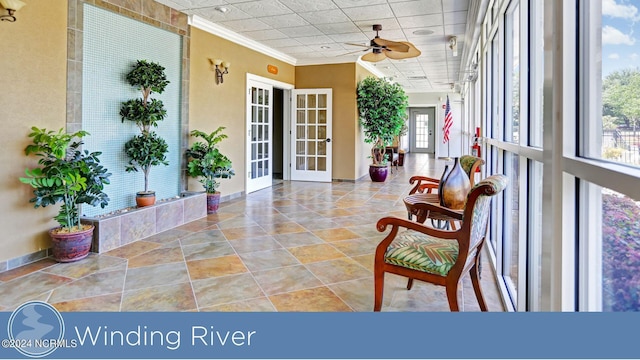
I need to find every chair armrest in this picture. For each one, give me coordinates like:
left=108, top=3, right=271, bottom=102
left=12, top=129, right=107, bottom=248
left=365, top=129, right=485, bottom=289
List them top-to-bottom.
left=409, top=175, right=440, bottom=195
left=409, top=202, right=463, bottom=221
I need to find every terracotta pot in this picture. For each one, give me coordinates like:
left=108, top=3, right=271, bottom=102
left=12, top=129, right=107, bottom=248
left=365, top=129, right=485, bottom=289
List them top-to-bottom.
left=439, top=157, right=470, bottom=210
left=369, top=165, right=388, bottom=182
left=136, top=191, right=156, bottom=207
left=207, top=192, right=221, bottom=214
left=49, top=225, right=94, bottom=262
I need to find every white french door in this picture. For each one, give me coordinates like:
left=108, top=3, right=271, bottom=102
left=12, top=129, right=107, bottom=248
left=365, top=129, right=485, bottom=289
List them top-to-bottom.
left=246, top=80, right=273, bottom=193
left=290, top=89, right=332, bottom=182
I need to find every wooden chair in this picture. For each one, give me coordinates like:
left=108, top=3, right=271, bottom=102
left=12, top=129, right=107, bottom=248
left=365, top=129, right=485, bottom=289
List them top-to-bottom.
left=404, top=155, right=484, bottom=228
left=374, top=174, right=508, bottom=312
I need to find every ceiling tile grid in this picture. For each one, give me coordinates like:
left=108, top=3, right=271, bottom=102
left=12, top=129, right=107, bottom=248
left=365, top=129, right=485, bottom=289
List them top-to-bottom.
left=155, top=0, right=472, bottom=91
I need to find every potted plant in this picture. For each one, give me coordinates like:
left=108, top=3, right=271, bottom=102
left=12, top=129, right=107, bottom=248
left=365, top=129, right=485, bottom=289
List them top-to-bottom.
left=120, top=59, right=170, bottom=207
left=357, top=76, right=409, bottom=182
left=19, top=127, right=111, bottom=262
left=186, top=127, right=235, bottom=214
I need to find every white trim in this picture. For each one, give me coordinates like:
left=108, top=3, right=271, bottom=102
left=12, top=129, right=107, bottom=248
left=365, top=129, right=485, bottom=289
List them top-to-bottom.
left=189, top=15, right=297, bottom=66
left=356, top=58, right=385, bottom=78
left=246, top=73, right=294, bottom=90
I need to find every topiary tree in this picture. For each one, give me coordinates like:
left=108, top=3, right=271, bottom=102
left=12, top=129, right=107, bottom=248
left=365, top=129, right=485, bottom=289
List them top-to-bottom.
left=119, top=60, right=170, bottom=201
left=357, top=76, right=408, bottom=165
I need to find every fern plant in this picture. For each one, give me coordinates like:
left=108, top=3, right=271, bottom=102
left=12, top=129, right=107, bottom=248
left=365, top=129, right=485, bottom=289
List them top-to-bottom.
left=186, top=127, right=235, bottom=193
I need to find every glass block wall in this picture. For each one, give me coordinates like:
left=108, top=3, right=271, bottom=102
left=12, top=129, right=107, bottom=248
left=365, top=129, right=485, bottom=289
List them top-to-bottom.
left=82, top=4, right=182, bottom=216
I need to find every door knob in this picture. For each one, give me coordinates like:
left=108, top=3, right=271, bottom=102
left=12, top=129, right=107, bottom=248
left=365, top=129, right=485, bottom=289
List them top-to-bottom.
left=325, top=138, right=331, bottom=143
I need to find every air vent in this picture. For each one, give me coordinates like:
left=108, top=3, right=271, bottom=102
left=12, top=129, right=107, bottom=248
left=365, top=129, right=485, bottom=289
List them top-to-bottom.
left=408, top=76, right=428, bottom=80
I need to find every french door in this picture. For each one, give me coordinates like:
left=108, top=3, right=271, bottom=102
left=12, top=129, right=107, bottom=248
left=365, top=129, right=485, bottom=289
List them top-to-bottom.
left=246, top=80, right=273, bottom=193
left=290, top=89, right=332, bottom=182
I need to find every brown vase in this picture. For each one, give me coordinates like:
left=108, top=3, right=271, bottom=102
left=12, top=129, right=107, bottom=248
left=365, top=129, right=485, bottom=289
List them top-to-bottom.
left=439, top=157, right=470, bottom=210
left=136, top=191, right=156, bottom=207
left=49, top=225, right=94, bottom=262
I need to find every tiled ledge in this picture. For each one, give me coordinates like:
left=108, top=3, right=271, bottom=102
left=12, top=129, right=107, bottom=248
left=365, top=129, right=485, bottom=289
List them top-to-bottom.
left=82, top=192, right=207, bottom=253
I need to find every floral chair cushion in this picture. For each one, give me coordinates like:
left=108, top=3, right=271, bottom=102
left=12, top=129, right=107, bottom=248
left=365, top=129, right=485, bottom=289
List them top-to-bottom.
left=384, top=230, right=459, bottom=276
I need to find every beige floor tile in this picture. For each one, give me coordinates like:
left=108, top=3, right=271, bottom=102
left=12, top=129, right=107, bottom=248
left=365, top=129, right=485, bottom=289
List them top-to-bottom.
left=288, top=244, right=345, bottom=264
left=187, top=255, right=248, bottom=280
left=269, top=287, right=353, bottom=312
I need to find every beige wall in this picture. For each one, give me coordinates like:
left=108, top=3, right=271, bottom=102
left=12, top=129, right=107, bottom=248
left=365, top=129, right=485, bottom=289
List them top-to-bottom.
left=0, top=0, right=68, bottom=262
left=189, top=28, right=295, bottom=196
left=296, top=63, right=359, bottom=180
left=355, top=64, right=378, bottom=179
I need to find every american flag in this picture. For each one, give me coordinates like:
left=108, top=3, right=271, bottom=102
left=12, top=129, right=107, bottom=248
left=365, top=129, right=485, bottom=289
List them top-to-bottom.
left=443, top=95, right=453, bottom=143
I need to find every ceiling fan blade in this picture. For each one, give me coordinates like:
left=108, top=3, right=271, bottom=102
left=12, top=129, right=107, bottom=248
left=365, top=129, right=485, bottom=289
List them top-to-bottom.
left=373, top=38, right=410, bottom=52
left=345, top=42, right=373, bottom=48
left=384, top=42, right=421, bottom=59
left=338, top=49, right=369, bottom=56
left=361, top=51, right=387, bottom=62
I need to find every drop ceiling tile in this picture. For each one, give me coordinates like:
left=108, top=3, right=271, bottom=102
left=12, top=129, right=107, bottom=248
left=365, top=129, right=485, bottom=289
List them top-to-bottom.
left=168, top=0, right=227, bottom=10
left=225, top=0, right=262, bottom=3
left=233, top=0, right=293, bottom=16
left=277, top=0, right=337, bottom=12
left=332, top=0, right=387, bottom=8
left=389, top=0, right=443, bottom=17
left=443, top=0, right=470, bottom=12
left=342, top=4, right=394, bottom=21
left=195, top=5, right=252, bottom=21
left=298, top=9, right=351, bottom=25
left=443, top=11, right=467, bottom=25
left=259, top=13, right=309, bottom=28
left=397, top=14, right=443, bottom=28
left=217, top=17, right=271, bottom=32
left=355, top=18, right=401, bottom=32
left=314, top=22, right=362, bottom=34
left=444, top=23, right=467, bottom=35
left=278, top=25, right=324, bottom=37
left=405, top=26, right=445, bottom=39
left=240, top=28, right=289, bottom=41
left=329, top=32, right=371, bottom=43
left=292, top=35, right=335, bottom=45
left=261, top=38, right=303, bottom=47
left=278, top=45, right=316, bottom=54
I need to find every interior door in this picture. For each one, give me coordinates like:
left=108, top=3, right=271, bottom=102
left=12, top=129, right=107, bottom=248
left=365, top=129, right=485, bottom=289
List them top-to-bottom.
left=246, top=80, right=273, bottom=193
left=290, top=89, right=332, bottom=182
left=410, top=107, right=436, bottom=153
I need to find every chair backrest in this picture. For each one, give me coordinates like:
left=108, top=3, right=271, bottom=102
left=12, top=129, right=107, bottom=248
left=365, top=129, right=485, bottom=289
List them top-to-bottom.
left=459, top=155, right=485, bottom=184
left=459, top=174, right=508, bottom=267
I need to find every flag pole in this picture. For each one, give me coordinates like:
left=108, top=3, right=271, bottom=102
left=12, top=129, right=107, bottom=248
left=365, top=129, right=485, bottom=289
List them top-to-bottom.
left=438, top=94, right=452, bottom=161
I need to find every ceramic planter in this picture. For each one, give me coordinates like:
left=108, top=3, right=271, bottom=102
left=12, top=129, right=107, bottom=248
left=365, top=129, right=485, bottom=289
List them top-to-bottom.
left=369, top=165, right=388, bottom=182
left=136, top=191, right=156, bottom=207
left=49, top=225, right=94, bottom=262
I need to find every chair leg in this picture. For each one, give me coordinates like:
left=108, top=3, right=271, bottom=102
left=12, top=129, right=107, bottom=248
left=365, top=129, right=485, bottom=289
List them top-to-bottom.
left=470, top=265, right=488, bottom=311
left=374, top=269, right=385, bottom=311
left=406, top=278, right=413, bottom=290
left=445, top=283, right=460, bottom=311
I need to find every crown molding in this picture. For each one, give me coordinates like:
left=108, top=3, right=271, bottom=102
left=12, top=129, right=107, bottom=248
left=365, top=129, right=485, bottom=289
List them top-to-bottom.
left=188, top=15, right=297, bottom=66
left=355, top=58, right=385, bottom=78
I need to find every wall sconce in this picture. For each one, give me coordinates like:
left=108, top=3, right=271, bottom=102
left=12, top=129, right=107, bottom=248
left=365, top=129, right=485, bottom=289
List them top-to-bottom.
left=0, top=0, right=26, bottom=22
left=448, top=36, right=458, bottom=57
left=209, top=58, right=230, bottom=85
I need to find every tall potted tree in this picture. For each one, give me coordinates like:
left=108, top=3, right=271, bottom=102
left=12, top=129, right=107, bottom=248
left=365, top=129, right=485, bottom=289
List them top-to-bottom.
left=120, top=59, right=170, bottom=207
left=357, top=76, right=409, bottom=182
left=20, top=127, right=111, bottom=262
left=186, top=127, right=235, bottom=213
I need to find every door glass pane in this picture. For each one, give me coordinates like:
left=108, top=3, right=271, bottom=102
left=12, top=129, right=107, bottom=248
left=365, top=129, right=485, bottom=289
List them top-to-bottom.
left=252, top=87, right=257, bottom=103
left=258, top=89, right=263, bottom=105
left=265, top=90, right=269, bottom=106
left=297, top=94, right=305, bottom=108
left=308, top=94, right=316, bottom=108
left=318, top=94, right=327, bottom=108
left=258, top=107, right=263, bottom=123
left=297, top=110, right=305, bottom=124
left=308, top=110, right=316, bottom=124
left=318, top=110, right=327, bottom=124
left=415, top=114, right=429, bottom=148
left=264, top=124, right=269, bottom=141
left=252, top=125, right=257, bottom=141
left=257, top=125, right=263, bottom=141
left=308, top=125, right=316, bottom=139
left=318, top=125, right=326, bottom=139
left=297, top=126, right=305, bottom=139
left=296, top=141, right=305, bottom=155
left=308, top=141, right=316, bottom=155
left=318, top=141, right=326, bottom=155
left=251, top=143, right=256, bottom=159
left=258, top=143, right=263, bottom=159
left=296, top=156, right=305, bottom=170
left=307, top=157, right=316, bottom=170
left=317, top=157, right=326, bottom=171
left=265, top=160, right=269, bottom=176
left=251, top=162, right=257, bottom=179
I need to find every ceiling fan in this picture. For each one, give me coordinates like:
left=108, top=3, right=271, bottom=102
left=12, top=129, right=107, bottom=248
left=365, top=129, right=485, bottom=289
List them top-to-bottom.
left=344, top=24, right=421, bottom=62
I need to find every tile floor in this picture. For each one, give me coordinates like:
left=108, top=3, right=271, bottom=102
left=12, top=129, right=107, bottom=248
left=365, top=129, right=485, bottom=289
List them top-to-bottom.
left=0, top=153, right=505, bottom=312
